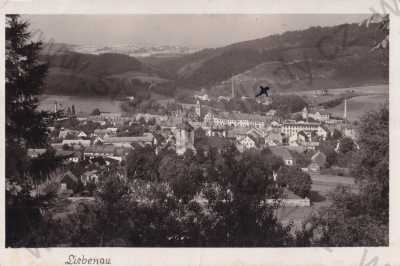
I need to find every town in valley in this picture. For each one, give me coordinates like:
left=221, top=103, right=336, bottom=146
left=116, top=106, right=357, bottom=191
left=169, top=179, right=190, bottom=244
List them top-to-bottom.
left=6, top=14, right=389, bottom=247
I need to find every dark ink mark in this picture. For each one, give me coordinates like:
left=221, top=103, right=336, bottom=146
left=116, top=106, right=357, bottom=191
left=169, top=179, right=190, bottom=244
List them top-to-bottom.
left=255, top=86, right=270, bottom=97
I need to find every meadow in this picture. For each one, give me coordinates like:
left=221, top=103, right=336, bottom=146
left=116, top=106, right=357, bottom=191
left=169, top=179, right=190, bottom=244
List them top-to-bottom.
left=326, top=94, right=388, bottom=121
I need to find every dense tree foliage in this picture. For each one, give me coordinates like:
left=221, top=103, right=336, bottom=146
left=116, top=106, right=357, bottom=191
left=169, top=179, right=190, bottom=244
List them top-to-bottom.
left=6, top=15, right=61, bottom=247
left=6, top=15, right=55, bottom=179
left=269, top=95, right=308, bottom=115
left=300, top=106, right=389, bottom=246
left=352, top=106, right=389, bottom=222
left=91, top=108, right=101, bottom=116
left=318, top=139, right=338, bottom=168
left=126, top=146, right=159, bottom=182
left=290, top=150, right=312, bottom=168
left=277, top=166, right=312, bottom=198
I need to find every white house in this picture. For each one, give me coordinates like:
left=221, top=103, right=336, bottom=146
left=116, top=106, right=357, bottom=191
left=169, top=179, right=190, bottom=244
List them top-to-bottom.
left=194, top=94, right=210, bottom=101
left=204, top=112, right=266, bottom=129
left=317, top=126, right=329, bottom=140
left=78, top=131, right=87, bottom=138
left=238, top=135, right=257, bottom=150
left=61, top=139, right=91, bottom=147
left=27, top=148, right=47, bottom=158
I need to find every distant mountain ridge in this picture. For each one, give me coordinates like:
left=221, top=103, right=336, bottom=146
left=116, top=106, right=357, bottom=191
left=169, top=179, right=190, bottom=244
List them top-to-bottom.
left=40, top=22, right=388, bottom=98
left=42, top=43, right=200, bottom=57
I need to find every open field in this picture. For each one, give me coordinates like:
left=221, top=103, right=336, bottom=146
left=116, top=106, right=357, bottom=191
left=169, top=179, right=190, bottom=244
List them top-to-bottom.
left=281, top=84, right=388, bottom=96
left=283, top=84, right=388, bottom=121
left=283, top=84, right=388, bottom=105
left=326, top=94, right=388, bottom=121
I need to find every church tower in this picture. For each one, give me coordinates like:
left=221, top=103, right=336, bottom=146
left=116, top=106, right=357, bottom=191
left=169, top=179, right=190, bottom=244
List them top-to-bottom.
left=231, top=76, right=235, bottom=99
left=195, top=100, right=201, bottom=118
left=302, top=107, right=309, bottom=120
left=175, top=119, right=195, bottom=155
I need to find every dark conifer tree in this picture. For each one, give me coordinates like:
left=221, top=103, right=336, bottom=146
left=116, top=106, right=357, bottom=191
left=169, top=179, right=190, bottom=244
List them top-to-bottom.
left=6, top=15, right=54, bottom=179
left=6, top=15, right=59, bottom=247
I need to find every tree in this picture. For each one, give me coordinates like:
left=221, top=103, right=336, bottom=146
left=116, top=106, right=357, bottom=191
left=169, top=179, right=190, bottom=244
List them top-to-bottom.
left=6, top=15, right=54, bottom=179
left=6, top=15, right=58, bottom=247
left=270, top=95, right=308, bottom=115
left=71, top=104, right=76, bottom=115
left=353, top=106, right=388, bottom=222
left=302, top=107, right=389, bottom=246
left=91, top=108, right=101, bottom=116
left=138, top=116, right=146, bottom=124
left=147, top=117, right=156, bottom=126
left=193, top=127, right=208, bottom=150
left=332, top=129, right=342, bottom=140
left=65, top=131, right=77, bottom=140
left=338, top=137, right=355, bottom=154
left=319, top=140, right=337, bottom=168
left=126, top=146, right=159, bottom=182
left=29, top=148, right=63, bottom=182
left=201, top=148, right=293, bottom=246
left=290, top=150, right=311, bottom=168
left=158, top=152, right=202, bottom=202
left=277, top=166, right=312, bottom=198
left=305, top=186, right=388, bottom=246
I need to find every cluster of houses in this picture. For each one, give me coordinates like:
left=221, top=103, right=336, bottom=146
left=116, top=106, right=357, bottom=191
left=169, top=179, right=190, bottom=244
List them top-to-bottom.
left=29, top=96, right=358, bottom=209
left=204, top=111, right=267, bottom=129
left=201, top=115, right=331, bottom=153
left=49, top=126, right=157, bottom=162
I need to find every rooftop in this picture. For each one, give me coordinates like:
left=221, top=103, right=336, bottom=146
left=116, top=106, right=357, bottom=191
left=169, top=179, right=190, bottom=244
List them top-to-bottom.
left=283, top=121, right=321, bottom=126
left=103, top=133, right=154, bottom=143
left=269, top=146, right=293, bottom=161
left=27, top=148, right=47, bottom=157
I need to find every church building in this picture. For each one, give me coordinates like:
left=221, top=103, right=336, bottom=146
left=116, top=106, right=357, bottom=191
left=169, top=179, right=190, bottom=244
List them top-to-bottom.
left=175, top=119, right=196, bottom=155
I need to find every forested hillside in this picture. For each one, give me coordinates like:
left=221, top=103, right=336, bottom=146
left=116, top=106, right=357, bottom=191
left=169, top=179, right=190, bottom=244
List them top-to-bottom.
left=41, top=22, right=388, bottom=98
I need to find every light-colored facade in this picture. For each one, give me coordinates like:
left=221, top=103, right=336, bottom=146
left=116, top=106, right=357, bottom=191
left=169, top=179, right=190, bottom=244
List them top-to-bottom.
left=302, top=107, right=330, bottom=122
left=204, top=112, right=266, bottom=129
left=175, top=121, right=195, bottom=155
left=281, top=122, right=328, bottom=140
left=103, top=134, right=155, bottom=148
left=238, top=135, right=257, bottom=150
left=61, top=139, right=91, bottom=147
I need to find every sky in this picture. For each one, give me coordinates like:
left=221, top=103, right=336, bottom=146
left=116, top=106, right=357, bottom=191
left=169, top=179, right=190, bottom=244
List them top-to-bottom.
left=25, top=14, right=369, bottom=48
